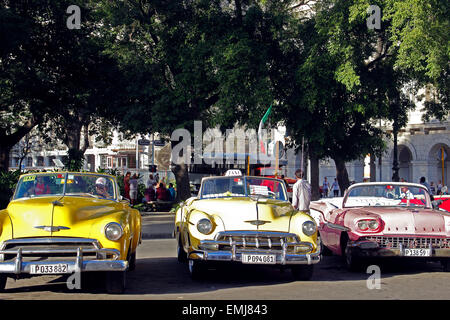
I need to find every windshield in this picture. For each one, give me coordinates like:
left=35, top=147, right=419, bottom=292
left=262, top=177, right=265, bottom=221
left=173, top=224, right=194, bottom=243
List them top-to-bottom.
left=14, top=173, right=117, bottom=200
left=200, top=176, right=287, bottom=201
left=344, top=184, right=431, bottom=208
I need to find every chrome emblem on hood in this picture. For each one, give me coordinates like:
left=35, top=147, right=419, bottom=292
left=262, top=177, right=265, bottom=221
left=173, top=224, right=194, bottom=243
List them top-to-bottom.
left=244, top=220, right=271, bottom=226
left=34, top=226, right=71, bottom=232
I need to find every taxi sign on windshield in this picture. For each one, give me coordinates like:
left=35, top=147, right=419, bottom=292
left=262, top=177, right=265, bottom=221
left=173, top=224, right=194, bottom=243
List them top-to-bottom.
left=225, top=169, right=242, bottom=176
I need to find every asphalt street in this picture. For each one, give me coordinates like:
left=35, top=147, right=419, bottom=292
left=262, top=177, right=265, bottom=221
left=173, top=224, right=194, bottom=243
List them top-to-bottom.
left=0, top=213, right=449, bottom=300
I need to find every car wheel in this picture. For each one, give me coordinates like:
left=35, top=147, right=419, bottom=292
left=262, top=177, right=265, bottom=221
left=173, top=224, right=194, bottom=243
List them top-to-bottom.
left=318, top=235, right=332, bottom=256
left=177, top=238, right=187, bottom=263
left=344, top=246, right=364, bottom=272
left=128, top=251, right=137, bottom=272
left=188, top=259, right=206, bottom=280
left=442, top=259, right=450, bottom=272
left=291, top=265, right=314, bottom=281
left=105, top=271, right=126, bottom=294
left=0, top=275, right=6, bottom=291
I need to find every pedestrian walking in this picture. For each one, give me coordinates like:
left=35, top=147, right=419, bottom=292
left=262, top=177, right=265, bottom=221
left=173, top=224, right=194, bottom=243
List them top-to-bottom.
left=292, top=169, right=311, bottom=212
left=123, top=171, right=131, bottom=200
left=129, top=173, right=139, bottom=206
left=322, top=177, right=330, bottom=198
left=419, top=177, right=431, bottom=193
left=331, top=178, right=340, bottom=197
left=437, top=180, right=443, bottom=195
left=430, top=181, right=436, bottom=195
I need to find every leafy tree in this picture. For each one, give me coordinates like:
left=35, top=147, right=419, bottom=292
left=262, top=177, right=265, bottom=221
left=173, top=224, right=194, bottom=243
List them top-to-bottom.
left=1, top=0, right=125, bottom=172
left=97, top=0, right=298, bottom=200
left=273, top=0, right=447, bottom=197
left=0, top=1, right=52, bottom=171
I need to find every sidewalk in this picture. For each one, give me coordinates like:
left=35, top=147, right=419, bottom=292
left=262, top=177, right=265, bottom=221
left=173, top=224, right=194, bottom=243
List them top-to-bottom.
left=140, top=212, right=175, bottom=240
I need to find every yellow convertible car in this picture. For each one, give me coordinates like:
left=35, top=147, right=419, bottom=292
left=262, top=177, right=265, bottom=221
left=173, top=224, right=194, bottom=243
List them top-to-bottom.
left=175, top=171, right=321, bottom=280
left=0, top=172, right=141, bottom=293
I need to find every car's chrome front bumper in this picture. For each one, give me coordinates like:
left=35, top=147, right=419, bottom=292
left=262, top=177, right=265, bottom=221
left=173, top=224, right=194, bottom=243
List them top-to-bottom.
left=189, top=231, right=321, bottom=265
left=0, top=238, right=128, bottom=274
left=349, top=240, right=450, bottom=258
left=188, top=250, right=321, bottom=265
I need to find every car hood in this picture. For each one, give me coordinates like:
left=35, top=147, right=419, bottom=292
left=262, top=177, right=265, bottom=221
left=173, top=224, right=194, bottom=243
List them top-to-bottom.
left=7, top=196, right=123, bottom=239
left=190, top=197, right=294, bottom=232
left=344, top=206, right=450, bottom=237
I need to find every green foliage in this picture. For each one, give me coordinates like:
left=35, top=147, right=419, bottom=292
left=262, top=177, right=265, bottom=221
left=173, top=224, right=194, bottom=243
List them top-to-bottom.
left=0, top=170, right=21, bottom=209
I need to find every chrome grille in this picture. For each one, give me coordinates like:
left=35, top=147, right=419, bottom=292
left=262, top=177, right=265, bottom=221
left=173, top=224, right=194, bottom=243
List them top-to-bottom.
left=215, top=231, right=304, bottom=253
left=363, top=236, right=450, bottom=249
left=0, top=238, right=100, bottom=262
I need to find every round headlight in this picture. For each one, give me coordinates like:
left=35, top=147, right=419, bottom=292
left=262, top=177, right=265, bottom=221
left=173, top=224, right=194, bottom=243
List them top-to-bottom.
left=197, top=218, right=213, bottom=235
left=302, top=220, right=317, bottom=236
left=368, top=220, right=379, bottom=230
left=357, top=221, right=369, bottom=231
left=104, top=222, right=123, bottom=241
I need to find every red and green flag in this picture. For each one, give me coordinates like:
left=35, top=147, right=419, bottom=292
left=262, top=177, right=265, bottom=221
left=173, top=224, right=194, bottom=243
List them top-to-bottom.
left=258, top=104, right=272, bottom=154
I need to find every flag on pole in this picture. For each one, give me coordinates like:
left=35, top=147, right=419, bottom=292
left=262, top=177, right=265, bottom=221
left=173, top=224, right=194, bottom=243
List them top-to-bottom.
left=258, top=104, right=272, bottom=154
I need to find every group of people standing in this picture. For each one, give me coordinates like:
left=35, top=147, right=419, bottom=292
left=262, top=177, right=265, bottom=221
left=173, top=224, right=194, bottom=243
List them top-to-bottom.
left=123, top=172, right=176, bottom=205
left=145, top=174, right=176, bottom=202
left=321, top=177, right=340, bottom=198
left=418, top=177, right=448, bottom=195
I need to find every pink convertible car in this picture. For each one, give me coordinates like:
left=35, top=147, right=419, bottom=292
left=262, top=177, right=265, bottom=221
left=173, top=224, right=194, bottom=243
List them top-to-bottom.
left=310, top=182, right=450, bottom=271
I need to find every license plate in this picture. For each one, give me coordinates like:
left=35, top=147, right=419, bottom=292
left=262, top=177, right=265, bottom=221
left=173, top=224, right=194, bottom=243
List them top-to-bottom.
left=403, top=248, right=432, bottom=257
left=242, top=254, right=276, bottom=264
left=30, top=264, right=70, bottom=274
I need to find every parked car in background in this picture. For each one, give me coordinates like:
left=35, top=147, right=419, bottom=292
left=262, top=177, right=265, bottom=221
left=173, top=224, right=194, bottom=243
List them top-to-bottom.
left=175, top=170, right=321, bottom=280
left=0, top=172, right=142, bottom=293
left=310, top=182, right=450, bottom=271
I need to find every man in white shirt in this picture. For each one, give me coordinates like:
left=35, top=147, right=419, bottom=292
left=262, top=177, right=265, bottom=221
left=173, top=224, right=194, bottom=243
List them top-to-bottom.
left=292, top=169, right=311, bottom=212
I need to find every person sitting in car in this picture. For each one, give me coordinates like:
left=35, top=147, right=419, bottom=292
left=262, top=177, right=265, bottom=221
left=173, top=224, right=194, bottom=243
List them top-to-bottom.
left=35, top=176, right=51, bottom=195
left=94, top=177, right=111, bottom=199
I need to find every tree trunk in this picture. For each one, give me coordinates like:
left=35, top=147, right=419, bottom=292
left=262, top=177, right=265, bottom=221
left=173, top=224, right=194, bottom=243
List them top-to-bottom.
left=0, top=120, right=37, bottom=172
left=63, top=121, right=85, bottom=171
left=170, top=140, right=192, bottom=202
left=0, top=147, right=10, bottom=172
left=309, top=149, right=320, bottom=201
left=370, top=153, right=377, bottom=182
left=333, top=157, right=350, bottom=196
left=172, top=163, right=191, bottom=202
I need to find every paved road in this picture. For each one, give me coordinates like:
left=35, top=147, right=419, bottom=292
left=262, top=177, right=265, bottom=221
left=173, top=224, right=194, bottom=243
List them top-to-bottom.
left=141, top=212, right=175, bottom=239
left=0, top=237, right=449, bottom=300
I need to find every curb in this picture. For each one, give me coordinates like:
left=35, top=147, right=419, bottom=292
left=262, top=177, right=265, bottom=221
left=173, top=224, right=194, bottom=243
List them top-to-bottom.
left=142, top=232, right=175, bottom=240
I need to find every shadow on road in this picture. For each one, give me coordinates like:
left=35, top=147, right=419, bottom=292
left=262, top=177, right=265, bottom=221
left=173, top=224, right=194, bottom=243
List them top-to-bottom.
left=1, top=255, right=446, bottom=295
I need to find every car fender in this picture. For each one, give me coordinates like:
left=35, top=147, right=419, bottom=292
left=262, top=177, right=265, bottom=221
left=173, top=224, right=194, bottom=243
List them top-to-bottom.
left=0, top=209, right=13, bottom=242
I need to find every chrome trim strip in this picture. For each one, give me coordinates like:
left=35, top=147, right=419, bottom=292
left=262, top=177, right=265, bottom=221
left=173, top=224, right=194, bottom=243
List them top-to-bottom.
left=325, top=223, right=350, bottom=232
left=34, top=226, right=71, bottom=232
